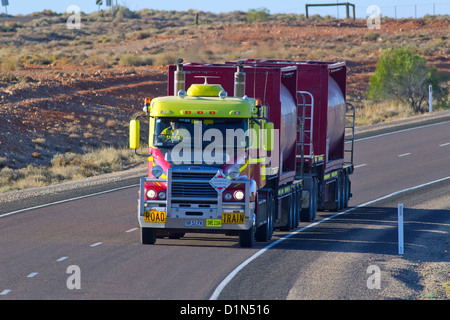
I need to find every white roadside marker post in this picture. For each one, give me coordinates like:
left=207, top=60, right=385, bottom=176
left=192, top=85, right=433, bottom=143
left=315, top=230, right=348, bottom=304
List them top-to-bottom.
left=398, top=203, right=404, bottom=255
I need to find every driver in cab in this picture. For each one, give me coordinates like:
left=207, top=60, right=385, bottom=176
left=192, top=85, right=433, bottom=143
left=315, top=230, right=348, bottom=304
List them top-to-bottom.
left=161, top=121, right=183, bottom=142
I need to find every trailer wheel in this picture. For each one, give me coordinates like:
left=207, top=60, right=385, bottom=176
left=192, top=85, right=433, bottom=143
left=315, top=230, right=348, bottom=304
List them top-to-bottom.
left=343, top=173, right=350, bottom=209
left=300, top=176, right=318, bottom=222
left=334, top=177, right=343, bottom=212
left=293, top=188, right=300, bottom=228
left=239, top=226, right=255, bottom=248
left=141, top=227, right=157, bottom=244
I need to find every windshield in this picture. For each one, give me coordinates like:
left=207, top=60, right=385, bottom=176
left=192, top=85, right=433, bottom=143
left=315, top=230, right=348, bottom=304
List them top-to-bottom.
left=153, top=117, right=248, bottom=165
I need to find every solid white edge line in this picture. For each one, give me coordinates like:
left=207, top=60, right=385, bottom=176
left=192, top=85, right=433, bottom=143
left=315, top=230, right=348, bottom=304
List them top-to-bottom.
left=353, top=120, right=450, bottom=142
left=209, top=175, right=450, bottom=300
left=0, top=184, right=139, bottom=219
left=27, top=272, right=38, bottom=278
left=0, top=289, right=11, bottom=295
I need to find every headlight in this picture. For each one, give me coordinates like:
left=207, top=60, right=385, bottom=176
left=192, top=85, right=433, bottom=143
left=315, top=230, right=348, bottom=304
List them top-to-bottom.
left=151, top=165, right=164, bottom=178
left=227, top=166, right=240, bottom=180
left=146, top=189, right=157, bottom=199
left=233, top=190, right=245, bottom=201
left=158, top=191, right=166, bottom=200
left=224, top=193, right=233, bottom=201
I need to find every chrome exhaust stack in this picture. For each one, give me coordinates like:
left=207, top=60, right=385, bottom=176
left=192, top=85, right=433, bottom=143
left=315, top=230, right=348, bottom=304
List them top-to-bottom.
left=174, top=58, right=185, bottom=96
left=234, top=61, right=246, bottom=98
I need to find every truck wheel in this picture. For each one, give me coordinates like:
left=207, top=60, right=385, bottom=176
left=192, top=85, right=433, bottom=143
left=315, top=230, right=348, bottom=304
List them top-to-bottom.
left=343, top=173, right=349, bottom=209
left=300, top=176, right=318, bottom=222
left=334, top=177, right=343, bottom=212
left=255, top=193, right=274, bottom=242
left=239, top=226, right=255, bottom=248
left=141, top=227, right=157, bottom=244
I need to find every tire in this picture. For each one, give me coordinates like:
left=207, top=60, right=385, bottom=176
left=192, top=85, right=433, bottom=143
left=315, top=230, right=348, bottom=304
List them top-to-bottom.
left=343, top=173, right=349, bottom=209
left=300, top=176, right=318, bottom=222
left=334, top=177, right=343, bottom=212
left=255, top=193, right=274, bottom=242
left=280, top=193, right=294, bottom=231
left=239, top=226, right=255, bottom=248
left=141, top=227, right=157, bottom=244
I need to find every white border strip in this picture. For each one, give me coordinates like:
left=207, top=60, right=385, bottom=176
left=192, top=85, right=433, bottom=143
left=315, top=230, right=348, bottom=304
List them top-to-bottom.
left=354, top=120, right=450, bottom=142
left=209, top=175, right=450, bottom=300
left=0, top=184, right=139, bottom=219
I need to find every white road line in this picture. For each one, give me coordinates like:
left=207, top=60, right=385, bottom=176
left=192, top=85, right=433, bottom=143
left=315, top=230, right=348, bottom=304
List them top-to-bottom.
left=354, top=120, right=450, bottom=142
left=439, top=142, right=450, bottom=147
left=398, top=153, right=411, bottom=157
left=354, top=164, right=367, bottom=169
left=209, top=174, right=450, bottom=300
left=0, top=184, right=139, bottom=219
left=126, top=228, right=138, bottom=233
left=90, top=242, right=102, bottom=247
left=57, top=257, right=68, bottom=262
left=27, top=272, right=38, bottom=278
left=0, top=289, right=11, bottom=295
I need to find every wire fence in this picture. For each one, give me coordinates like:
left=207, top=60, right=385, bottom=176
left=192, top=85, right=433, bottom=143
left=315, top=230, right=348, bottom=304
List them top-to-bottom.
left=305, top=2, right=450, bottom=19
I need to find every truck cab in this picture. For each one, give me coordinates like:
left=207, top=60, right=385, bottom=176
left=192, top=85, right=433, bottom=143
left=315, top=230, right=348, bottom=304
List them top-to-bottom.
left=130, top=76, right=274, bottom=247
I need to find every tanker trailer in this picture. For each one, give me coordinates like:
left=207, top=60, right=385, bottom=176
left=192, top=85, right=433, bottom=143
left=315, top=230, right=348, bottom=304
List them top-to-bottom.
left=226, top=59, right=355, bottom=221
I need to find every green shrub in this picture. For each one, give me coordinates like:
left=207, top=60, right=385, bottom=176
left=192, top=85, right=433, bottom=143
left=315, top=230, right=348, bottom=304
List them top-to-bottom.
left=247, top=7, right=270, bottom=23
left=367, top=47, right=447, bottom=112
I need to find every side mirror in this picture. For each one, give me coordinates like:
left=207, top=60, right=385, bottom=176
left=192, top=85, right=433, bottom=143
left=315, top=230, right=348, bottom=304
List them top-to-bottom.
left=129, top=120, right=140, bottom=149
left=264, top=122, right=274, bottom=152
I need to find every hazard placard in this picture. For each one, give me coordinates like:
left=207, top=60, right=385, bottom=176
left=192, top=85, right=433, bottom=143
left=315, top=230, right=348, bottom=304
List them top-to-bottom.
left=209, top=170, right=231, bottom=194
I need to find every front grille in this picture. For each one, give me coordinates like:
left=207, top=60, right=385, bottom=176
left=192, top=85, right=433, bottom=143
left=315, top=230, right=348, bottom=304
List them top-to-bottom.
left=171, top=170, right=218, bottom=200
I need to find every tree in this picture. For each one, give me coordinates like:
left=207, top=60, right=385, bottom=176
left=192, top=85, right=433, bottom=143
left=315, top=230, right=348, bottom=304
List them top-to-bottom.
left=247, top=7, right=270, bottom=23
left=367, top=47, right=446, bottom=113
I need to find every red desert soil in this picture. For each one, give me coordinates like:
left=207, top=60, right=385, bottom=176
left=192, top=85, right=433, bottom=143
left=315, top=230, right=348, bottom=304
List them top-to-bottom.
left=0, top=18, right=448, bottom=169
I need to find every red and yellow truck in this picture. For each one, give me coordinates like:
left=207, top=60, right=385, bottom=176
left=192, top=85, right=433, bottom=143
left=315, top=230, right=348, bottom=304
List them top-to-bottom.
left=129, top=59, right=355, bottom=247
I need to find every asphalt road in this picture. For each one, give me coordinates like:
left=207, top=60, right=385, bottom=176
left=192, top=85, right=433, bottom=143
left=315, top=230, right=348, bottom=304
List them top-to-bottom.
left=0, top=119, right=449, bottom=300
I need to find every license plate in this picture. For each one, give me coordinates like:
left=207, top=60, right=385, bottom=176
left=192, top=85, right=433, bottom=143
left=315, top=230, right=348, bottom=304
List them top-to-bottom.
left=144, top=210, right=166, bottom=223
left=222, top=212, right=245, bottom=224
left=206, top=219, right=222, bottom=227
left=185, top=220, right=203, bottom=227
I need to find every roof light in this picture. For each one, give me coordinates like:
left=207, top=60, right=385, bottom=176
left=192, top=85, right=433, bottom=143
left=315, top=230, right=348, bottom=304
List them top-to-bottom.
left=143, top=97, right=151, bottom=113
left=185, top=111, right=192, bottom=114
left=197, top=111, right=204, bottom=114
left=209, top=111, right=216, bottom=114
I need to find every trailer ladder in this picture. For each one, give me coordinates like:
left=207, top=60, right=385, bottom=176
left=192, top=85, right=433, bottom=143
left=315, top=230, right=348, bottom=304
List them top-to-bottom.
left=296, top=91, right=314, bottom=162
left=344, top=102, right=355, bottom=166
